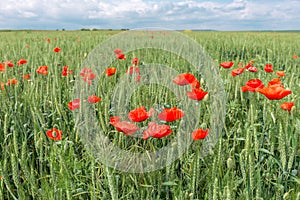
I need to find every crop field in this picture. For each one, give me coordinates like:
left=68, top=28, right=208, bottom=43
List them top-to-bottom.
left=0, top=30, right=299, bottom=199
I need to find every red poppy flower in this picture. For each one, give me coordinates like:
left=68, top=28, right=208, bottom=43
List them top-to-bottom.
left=46, top=38, right=51, bottom=43
left=54, top=47, right=61, bottom=52
left=114, top=48, right=122, bottom=54
left=116, top=53, right=126, bottom=60
left=292, top=55, right=298, bottom=59
left=132, top=57, right=139, bottom=65
left=17, top=59, right=27, bottom=66
left=3, top=61, right=14, bottom=67
left=219, top=61, right=234, bottom=69
left=0, top=63, right=4, bottom=72
left=264, top=64, right=273, bottom=73
left=36, top=66, right=48, bottom=75
left=62, top=66, right=73, bottom=76
left=126, top=66, right=140, bottom=75
left=80, top=67, right=96, bottom=85
left=106, top=67, right=116, bottom=76
left=231, top=67, right=245, bottom=76
left=276, top=71, right=285, bottom=77
left=173, top=73, right=197, bottom=86
left=22, top=74, right=31, bottom=80
left=241, top=78, right=264, bottom=92
left=6, top=79, right=18, bottom=86
left=256, top=85, right=292, bottom=100
left=186, top=88, right=208, bottom=101
left=88, top=94, right=101, bottom=103
left=68, top=99, right=80, bottom=110
left=280, top=102, right=294, bottom=112
left=128, top=106, right=155, bottom=122
left=157, top=106, right=185, bottom=122
left=110, top=116, right=139, bottom=136
left=143, top=122, right=172, bottom=140
left=46, top=128, right=62, bottom=141
left=191, top=128, right=209, bottom=140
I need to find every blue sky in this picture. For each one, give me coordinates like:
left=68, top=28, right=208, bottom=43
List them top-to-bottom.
left=0, top=0, right=299, bottom=30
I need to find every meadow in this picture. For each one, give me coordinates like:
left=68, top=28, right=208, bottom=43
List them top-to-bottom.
left=0, top=30, right=299, bottom=199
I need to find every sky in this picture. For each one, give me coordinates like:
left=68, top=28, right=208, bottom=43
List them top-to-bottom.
left=0, top=0, right=299, bottom=31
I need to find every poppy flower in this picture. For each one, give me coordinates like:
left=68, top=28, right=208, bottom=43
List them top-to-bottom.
left=46, top=38, right=51, bottom=43
left=54, top=47, right=61, bottom=52
left=116, top=53, right=126, bottom=60
left=292, top=55, right=298, bottom=59
left=132, top=57, right=139, bottom=65
left=17, top=59, right=27, bottom=66
left=3, top=61, right=14, bottom=67
left=219, top=61, right=234, bottom=69
left=0, top=63, right=4, bottom=72
left=264, top=64, right=273, bottom=73
left=36, top=66, right=48, bottom=75
left=62, top=66, right=73, bottom=76
left=80, top=67, right=96, bottom=85
left=106, top=67, right=116, bottom=76
left=231, top=67, right=245, bottom=76
left=276, top=71, right=285, bottom=77
left=173, top=73, right=197, bottom=86
left=22, top=74, right=31, bottom=80
left=241, top=78, right=264, bottom=92
left=6, top=79, right=18, bottom=86
left=256, top=85, right=292, bottom=100
left=186, top=88, right=208, bottom=101
left=88, top=94, right=101, bottom=103
left=68, top=99, right=80, bottom=110
left=280, top=102, right=294, bottom=112
left=128, top=106, right=155, bottom=122
left=157, top=106, right=185, bottom=122
left=110, top=116, right=139, bottom=136
left=143, top=122, right=172, bottom=140
left=46, top=128, right=62, bottom=141
left=192, top=128, right=209, bottom=140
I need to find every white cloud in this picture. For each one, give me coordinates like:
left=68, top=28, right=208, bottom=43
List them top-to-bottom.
left=0, top=0, right=299, bottom=30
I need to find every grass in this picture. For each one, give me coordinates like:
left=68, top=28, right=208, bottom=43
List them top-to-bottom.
left=0, top=30, right=299, bottom=199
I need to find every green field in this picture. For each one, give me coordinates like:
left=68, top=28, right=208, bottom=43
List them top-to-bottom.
left=0, top=30, right=299, bottom=199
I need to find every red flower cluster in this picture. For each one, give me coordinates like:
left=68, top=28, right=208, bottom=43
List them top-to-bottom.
left=114, top=48, right=126, bottom=60
left=126, top=57, right=142, bottom=82
left=220, top=61, right=286, bottom=78
left=62, top=66, right=73, bottom=76
left=80, top=67, right=96, bottom=85
left=173, top=73, right=208, bottom=101
left=68, top=94, right=101, bottom=110
left=109, top=105, right=187, bottom=139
